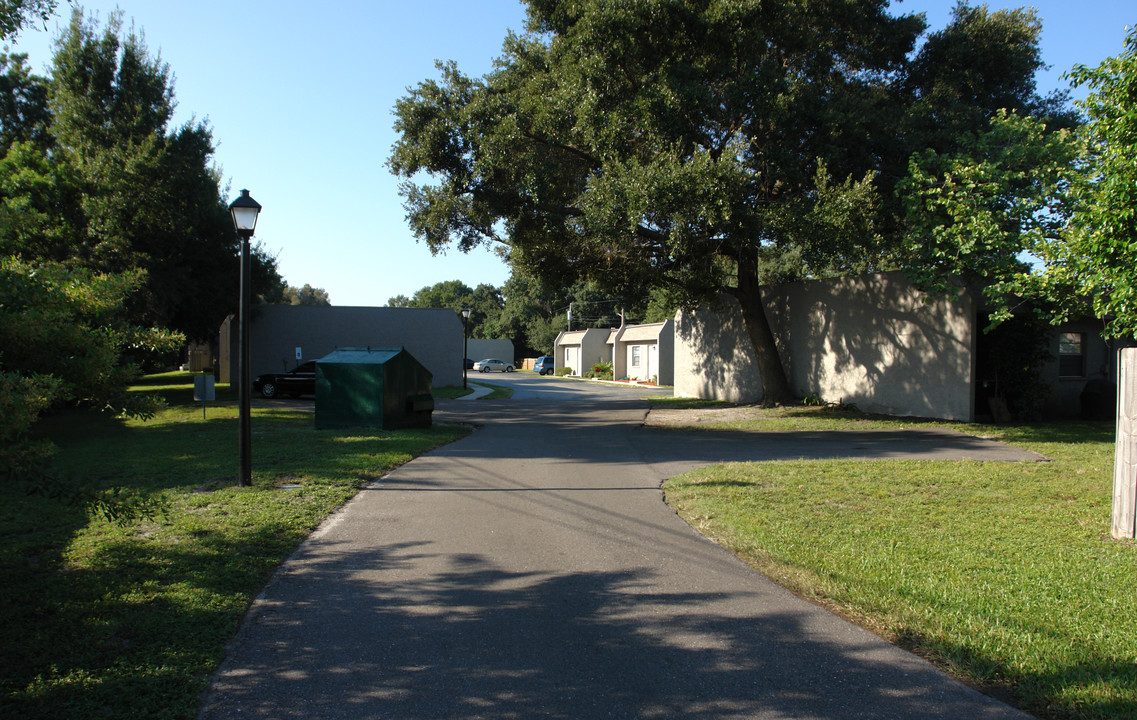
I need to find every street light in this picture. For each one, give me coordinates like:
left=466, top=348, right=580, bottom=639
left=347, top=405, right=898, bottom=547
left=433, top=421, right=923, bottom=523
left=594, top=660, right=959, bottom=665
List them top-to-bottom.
left=229, top=189, right=261, bottom=487
left=461, top=308, right=472, bottom=390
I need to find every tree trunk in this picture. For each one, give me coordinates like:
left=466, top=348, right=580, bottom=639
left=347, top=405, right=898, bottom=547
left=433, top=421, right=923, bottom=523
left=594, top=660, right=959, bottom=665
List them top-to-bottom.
left=732, top=255, right=794, bottom=406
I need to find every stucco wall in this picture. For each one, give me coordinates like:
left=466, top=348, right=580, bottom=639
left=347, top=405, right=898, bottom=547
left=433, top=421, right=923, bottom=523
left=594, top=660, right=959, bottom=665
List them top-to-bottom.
left=675, top=273, right=977, bottom=420
left=773, top=273, right=976, bottom=420
left=674, top=297, right=765, bottom=403
left=222, top=305, right=463, bottom=389
left=656, top=319, right=674, bottom=386
left=1036, top=319, right=1128, bottom=419
left=608, top=329, right=626, bottom=380
left=467, top=338, right=515, bottom=364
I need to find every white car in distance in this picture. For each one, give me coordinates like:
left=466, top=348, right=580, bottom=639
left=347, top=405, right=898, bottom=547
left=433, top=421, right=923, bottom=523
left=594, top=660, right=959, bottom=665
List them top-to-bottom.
left=472, top=359, right=514, bottom=373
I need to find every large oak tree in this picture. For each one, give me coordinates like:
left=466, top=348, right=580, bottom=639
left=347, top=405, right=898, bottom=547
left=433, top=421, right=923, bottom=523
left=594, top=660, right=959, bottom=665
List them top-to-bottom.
left=390, top=0, right=1058, bottom=403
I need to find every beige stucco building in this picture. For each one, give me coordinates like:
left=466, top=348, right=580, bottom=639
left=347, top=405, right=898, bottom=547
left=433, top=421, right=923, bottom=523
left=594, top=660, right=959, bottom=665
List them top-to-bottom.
left=674, top=272, right=1124, bottom=421
left=219, top=305, right=463, bottom=391
left=554, top=320, right=675, bottom=383
left=608, top=320, right=674, bottom=385
left=553, top=328, right=610, bottom=376
left=467, top=338, right=516, bottom=365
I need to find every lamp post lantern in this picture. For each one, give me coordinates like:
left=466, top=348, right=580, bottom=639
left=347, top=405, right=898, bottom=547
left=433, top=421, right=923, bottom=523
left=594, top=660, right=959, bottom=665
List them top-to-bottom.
left=229, top=189, right=261, bottom=487
left=461, top=308, right=472, bottom=390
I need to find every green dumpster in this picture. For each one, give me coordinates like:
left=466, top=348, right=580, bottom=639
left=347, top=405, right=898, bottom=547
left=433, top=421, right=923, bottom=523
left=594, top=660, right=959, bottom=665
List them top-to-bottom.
left=314, top=347, right=434, bottom=430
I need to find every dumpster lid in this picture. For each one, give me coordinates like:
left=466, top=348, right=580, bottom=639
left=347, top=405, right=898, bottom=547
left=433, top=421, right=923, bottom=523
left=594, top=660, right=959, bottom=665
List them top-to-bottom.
left=317, top=347, right=405, bottom=364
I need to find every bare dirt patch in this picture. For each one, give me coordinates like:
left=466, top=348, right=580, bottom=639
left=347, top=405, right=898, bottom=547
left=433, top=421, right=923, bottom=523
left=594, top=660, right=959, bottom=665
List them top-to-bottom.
left=644, top=405, right=766, bottom=428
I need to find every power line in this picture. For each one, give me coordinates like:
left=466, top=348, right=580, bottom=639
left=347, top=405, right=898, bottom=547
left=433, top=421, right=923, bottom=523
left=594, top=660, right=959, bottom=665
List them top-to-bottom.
left=556, top=298, right=622, bottom=314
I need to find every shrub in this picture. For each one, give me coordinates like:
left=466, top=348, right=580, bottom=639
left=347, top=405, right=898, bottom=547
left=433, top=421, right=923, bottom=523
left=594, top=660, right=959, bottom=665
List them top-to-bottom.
left=0, top=258, right=182, bottom=498
left=584, top=361, right=613, bottom=380
left=555, top=366, right=573, bottom=377
left=0, top=371, right=62, bottom=481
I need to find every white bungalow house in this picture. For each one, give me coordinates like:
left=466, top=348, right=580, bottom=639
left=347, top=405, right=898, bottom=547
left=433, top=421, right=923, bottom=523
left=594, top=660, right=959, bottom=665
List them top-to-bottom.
left=554, top=320, right=675, bottom=383
left=608, top=320, right=674, bottom=384
left=553, top=328, right=609, bottom=376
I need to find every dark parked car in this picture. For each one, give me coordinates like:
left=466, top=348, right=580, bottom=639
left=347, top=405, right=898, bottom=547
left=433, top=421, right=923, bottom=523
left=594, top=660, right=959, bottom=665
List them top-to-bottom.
left=534, top=356, right=555, bottom=375
left=464, top=357, right=475, bottom=370
left=253, top=361, right=316, bottom=398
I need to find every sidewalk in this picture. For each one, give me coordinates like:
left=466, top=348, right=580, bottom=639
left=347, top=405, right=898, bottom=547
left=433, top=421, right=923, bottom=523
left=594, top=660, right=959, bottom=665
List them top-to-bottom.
left=456, top=381, right=496, bottom=400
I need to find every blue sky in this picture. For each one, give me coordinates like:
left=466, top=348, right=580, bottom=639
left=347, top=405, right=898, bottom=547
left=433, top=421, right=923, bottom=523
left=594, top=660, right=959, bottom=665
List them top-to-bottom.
left=7, top=1, right=1133, bottom=307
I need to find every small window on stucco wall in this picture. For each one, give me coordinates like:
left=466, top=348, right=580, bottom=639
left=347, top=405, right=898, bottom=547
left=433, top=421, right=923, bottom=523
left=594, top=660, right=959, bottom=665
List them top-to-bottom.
left=1058, top=332, right=1086, bottom=378
left=631, top=345, right=641, bottom=368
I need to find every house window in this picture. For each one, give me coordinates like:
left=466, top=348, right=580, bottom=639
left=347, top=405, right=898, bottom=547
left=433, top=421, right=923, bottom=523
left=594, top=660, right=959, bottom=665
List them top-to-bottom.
left=1058, top=332, right=1086, bottom=378
left=631, top=345, right=641, bottom=368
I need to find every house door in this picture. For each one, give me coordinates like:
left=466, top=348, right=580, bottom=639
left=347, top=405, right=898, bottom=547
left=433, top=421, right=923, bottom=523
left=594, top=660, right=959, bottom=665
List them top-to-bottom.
left=564, top=346, right=578, bottom=375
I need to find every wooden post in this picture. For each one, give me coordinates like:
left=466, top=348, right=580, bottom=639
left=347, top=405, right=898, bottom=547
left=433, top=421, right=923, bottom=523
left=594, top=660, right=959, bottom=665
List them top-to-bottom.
left=1113, top=348, right=1137, bottom=539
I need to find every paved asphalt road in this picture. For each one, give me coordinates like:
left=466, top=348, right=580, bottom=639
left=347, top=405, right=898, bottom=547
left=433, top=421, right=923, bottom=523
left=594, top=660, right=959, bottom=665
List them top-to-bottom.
left=201, top=375, right=1038, bottom=719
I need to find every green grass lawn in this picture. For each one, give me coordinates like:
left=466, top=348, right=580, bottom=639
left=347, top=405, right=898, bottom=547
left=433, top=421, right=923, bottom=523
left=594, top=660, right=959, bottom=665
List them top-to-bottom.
left=0, top=373, right=468, bottom=719
left=433, top=385, right=474, bottom=399
left=660, top=404, right=1135, bottom=720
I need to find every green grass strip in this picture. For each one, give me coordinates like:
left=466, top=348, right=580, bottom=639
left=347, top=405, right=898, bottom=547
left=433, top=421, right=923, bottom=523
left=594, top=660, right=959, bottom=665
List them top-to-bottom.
left=1, top=389, right=467, bottom=719
left=662, top=410, right=1135, bottom=720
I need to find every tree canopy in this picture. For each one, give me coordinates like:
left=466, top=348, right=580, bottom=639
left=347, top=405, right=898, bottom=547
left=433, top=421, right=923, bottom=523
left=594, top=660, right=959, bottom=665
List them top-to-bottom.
left=0, top=0, right=55, bottom=40
left=390, top=0, right=1062, bottom=403
left=0, top=8, right=291, bottom=492
left=1, top=10, right=287, bottom=342
left=41, top=10, right=285, bottom=341
left=895, top=25, right=1137, bottom=339
left=1058, top=27, right=1137, bottom=337
left=897, top=108, right=1077, bottom=320
left=0, top=255, right=182, bottom=483
left=387, top=279, right=504, bottom=340
left=280, top=282, right=332, bottom=307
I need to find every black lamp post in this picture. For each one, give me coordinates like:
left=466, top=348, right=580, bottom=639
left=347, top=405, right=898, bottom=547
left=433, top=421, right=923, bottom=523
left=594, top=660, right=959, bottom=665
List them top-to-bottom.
left=229, top=189, right=261, bottom=487
left=461, top=307, right=472, bottom=389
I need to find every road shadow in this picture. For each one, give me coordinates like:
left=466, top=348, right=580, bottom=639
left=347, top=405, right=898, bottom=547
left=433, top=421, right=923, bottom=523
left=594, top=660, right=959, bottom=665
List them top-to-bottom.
left=199, top=386, right=1047, bottom=720
left=631, top=426, right=1046, bottom=466
left=201, top=539, right=1028, bottom=719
